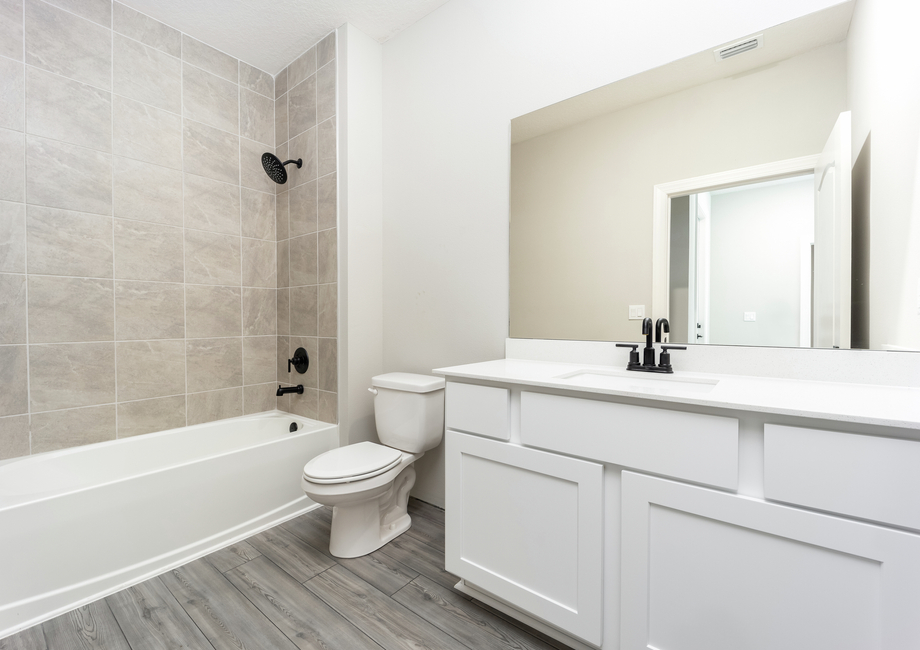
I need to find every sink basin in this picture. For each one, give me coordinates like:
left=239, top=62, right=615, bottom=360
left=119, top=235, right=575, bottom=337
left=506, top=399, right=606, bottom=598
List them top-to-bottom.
left=555, top=369, right=719, bottom=395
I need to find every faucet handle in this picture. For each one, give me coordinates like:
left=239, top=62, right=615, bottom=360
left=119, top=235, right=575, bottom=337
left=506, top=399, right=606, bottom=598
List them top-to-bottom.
left=616, top=343, right=641, bottom=368
left=658, top=345, right=687, bottom=373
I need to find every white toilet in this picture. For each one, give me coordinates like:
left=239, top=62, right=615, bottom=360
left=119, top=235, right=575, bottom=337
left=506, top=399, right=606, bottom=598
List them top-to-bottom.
left=301, top=372, right=445, bottom=558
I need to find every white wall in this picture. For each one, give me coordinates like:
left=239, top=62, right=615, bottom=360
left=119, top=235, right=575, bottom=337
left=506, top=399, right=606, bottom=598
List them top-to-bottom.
left=380, top=0, right=847, bottom=506
left=848, top=0, right=920, bottom=351
left=338, top=24, right=384, bottom=446
left=708, top=177, right=814, bottom=347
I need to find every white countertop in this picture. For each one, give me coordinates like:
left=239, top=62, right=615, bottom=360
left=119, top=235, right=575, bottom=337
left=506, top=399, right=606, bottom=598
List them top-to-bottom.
left=434, top=359, right=920, bottom=430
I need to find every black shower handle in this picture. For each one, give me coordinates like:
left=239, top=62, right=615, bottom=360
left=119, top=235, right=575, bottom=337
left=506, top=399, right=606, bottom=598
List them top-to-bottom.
left=288, top=347, right=309, bottom=374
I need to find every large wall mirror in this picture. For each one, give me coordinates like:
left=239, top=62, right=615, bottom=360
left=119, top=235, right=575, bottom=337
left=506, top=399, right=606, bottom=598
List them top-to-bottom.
left=509, top=0, right=920, bottom=352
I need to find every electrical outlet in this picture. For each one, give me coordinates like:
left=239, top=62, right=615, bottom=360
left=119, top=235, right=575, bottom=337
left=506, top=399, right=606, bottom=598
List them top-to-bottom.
left=629, top=305, right=646, bottom=320
left=744, top=312, right=756, bottom=322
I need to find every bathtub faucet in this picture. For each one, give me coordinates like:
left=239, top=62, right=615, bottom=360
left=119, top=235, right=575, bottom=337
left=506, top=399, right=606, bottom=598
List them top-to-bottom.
left=277, top=385, right=305, bottom=396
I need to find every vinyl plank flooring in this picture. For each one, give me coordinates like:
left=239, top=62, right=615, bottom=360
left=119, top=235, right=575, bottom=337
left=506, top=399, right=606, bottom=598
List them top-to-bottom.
left=408, top=498, right=444, bottom=526
left=310, top=506, right=333, bottom=526
left=281, top=511, right=333, bottom=558
left=404, top=512, right=445, bottom=552
left=246, top=525, right=335, bottom=582
left=377, top=529, right=466, bottom=595
left=205, top=541, right=262, bottom=573
left=337, top=546, right=420, bottom=596
left=225, top=556, right=382, bottom=650
left=160, top=557, right=299, bottom=650
left=305, top=565, right=461, bottom=650
left=106, top=576, right=214, bottom=650
left=393, top=577, right=559, bottom=650
left=468, top=599, right=574, bottom=650
left=42, top=602, right=131, bottom=650
left=0, top=626, right=48, bottom=650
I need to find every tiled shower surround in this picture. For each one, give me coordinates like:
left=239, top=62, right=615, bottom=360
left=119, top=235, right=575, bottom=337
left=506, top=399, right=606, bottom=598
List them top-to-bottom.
left=0, top=0, right=336, bottom=460
left=274, top=33, right=338, bottom=424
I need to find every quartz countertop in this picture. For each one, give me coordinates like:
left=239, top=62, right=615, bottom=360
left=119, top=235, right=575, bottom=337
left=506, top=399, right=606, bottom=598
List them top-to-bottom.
left=434, top=359, right=920, bottom=430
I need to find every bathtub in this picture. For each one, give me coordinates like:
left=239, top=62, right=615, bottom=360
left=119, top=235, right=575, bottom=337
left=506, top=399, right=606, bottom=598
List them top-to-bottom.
left=0, top=411, right=338, bottom=638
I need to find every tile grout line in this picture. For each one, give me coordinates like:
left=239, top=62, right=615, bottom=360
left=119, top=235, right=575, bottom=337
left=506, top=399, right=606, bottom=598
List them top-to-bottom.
left=22, top=0, right=30, bottom=455
left=111, top=0, right=118, bottom=440
left=181, top=33, right=188, bottom=428
left=238, top=59, right=245, bottom=415
left=273, top=66, right=278, bottom=415
left=0, top=271, right=291, bottom=286
left=14, top=384, right=277, bottom=420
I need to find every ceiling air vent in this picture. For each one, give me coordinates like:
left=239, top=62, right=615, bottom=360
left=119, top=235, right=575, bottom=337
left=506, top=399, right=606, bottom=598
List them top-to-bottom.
left=714, top=34, right=763, bottom=61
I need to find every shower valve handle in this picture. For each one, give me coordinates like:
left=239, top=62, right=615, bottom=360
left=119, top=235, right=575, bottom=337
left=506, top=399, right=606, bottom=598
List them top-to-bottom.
left=288, top=347, right=310, bottom=374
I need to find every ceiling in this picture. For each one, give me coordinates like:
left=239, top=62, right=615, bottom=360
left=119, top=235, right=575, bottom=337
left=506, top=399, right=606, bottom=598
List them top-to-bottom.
left=120, top=0, right=450, bottom=75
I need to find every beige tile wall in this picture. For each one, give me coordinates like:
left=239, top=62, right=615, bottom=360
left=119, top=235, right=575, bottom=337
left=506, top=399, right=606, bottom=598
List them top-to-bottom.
left=0, top=0, right=279, bottom=459
left=274, top=32, right=337, bottom=424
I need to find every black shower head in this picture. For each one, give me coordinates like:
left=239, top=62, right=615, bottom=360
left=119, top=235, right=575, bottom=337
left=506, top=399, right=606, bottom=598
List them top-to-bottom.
left=261, top=153, right=302, bottom=184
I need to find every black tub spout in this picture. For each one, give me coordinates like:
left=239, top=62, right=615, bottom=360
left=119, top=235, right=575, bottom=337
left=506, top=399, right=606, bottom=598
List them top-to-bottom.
left=277, top=385, right=304, bottom=396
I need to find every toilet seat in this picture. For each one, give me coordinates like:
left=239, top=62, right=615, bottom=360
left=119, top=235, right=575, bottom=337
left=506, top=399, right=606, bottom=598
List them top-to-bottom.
left=303, top=442, right=403, bottom=485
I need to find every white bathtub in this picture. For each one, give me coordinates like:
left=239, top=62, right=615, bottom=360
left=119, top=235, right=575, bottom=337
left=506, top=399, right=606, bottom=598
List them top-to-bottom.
left=0, top=411, right=337, bottom=638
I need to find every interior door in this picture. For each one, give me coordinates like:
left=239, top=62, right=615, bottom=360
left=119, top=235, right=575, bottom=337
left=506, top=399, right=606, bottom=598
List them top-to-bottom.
left=813, top=111, right=852, bottom=349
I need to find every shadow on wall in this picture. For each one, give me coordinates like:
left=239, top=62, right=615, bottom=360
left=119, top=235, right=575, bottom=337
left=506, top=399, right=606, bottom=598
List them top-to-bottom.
left=851, top=133, right=871, bottom=349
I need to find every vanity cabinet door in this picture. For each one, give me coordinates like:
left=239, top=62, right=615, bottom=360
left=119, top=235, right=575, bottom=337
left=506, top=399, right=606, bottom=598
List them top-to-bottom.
left=445, top=431, right=604, bottom=646
left=621, top=471, right=920, bottom=650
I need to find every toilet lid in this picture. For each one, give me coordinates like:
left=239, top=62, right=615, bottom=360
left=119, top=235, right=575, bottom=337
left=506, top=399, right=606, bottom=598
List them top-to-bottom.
left=303, top=442, right=403, bottom=484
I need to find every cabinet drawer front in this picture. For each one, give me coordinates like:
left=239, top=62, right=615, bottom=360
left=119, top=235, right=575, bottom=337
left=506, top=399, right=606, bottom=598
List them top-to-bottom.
left=446, top=381, right=510, bottom=440
left=521, top=391, right=738, bottom=489
left=765, top=424, right=920, bottom=530
left=445, top=431, right=604, bottom=645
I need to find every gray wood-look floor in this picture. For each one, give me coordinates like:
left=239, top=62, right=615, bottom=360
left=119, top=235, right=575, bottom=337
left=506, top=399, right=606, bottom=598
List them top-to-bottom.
left=1, top=499, right=573, bottom=650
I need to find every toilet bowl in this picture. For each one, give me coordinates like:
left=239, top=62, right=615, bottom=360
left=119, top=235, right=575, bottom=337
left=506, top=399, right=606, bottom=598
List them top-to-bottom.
left=301, top=372, right=445, bottom=558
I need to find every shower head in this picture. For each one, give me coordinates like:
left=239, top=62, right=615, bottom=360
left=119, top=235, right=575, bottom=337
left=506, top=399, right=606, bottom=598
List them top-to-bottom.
left=261, top=153, right=302, bottom=184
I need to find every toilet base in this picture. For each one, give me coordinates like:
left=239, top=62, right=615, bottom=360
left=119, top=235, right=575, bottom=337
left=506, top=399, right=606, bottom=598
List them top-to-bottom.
left=328, top=465, right=416, bottom=558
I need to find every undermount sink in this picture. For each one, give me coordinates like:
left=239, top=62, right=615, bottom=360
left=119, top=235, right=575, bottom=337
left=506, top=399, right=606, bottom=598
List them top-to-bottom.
left=555, top=369, right=720, bottom=395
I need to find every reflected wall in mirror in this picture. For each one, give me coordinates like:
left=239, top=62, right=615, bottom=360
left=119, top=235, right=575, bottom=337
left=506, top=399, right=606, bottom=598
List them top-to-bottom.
left=509, top=0, right=920, bottom=352
left=669, top=175, right=816, bottom=348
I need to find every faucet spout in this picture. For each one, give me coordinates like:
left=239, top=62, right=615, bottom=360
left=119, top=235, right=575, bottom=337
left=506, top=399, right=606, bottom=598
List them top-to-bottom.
left=656, top=318, right=670, bottom=343
left=277, top=384, right=305, bottom=396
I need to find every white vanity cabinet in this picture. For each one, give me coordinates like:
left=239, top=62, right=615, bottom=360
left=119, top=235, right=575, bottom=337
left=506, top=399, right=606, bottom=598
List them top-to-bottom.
left=440, top=371, right=920, bottom=650
left=444, top=429, right=605, bottom=646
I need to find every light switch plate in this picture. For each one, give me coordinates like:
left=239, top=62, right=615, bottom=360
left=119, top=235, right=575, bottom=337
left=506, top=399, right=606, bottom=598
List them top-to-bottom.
left=629, top=305, right=646, bottom=320
left=744, top=311, right=756, bottom=322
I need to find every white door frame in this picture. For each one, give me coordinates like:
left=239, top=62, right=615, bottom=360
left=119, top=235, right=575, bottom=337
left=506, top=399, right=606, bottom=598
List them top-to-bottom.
left=651, top=154, right=822, bottom=319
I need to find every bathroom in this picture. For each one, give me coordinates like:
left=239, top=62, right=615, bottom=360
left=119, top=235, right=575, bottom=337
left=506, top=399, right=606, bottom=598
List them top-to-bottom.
left=2, top=0, right=920, bottom=647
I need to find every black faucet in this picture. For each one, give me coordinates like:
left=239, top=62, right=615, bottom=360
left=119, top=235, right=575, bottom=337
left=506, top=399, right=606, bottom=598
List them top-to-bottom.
left=616, top=317, right=686, bottom=374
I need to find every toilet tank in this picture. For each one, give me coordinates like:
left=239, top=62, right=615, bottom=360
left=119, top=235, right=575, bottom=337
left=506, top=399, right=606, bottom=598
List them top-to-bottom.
left=371, top=373, right=445, bottom=453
